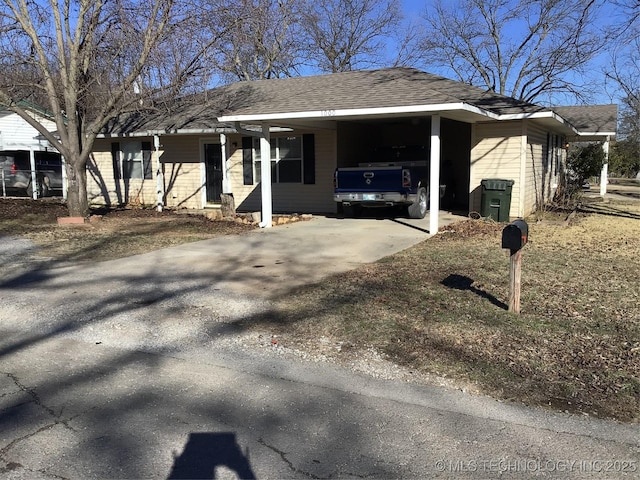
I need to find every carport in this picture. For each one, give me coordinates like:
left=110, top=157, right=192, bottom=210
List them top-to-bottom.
left=216, top=67, right=575, bottom=232
left=218, top=79, right=499, bottom=233
left=220, top=112, right=478, bottom=233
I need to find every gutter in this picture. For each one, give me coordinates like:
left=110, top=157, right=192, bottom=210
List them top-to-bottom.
left=97, top=126, right=293, bottom=139
left=97, top=127, right=236, bottom=139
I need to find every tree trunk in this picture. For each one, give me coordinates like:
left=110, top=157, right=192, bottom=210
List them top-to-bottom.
left=65, top=159, right=89, bottom=217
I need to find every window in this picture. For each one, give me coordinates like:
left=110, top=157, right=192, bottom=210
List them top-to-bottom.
left=241, top=134, right=315, bottom=186
left=253, top=136, right=303, bottom=184
left=112, top=141, right=152, bottom=180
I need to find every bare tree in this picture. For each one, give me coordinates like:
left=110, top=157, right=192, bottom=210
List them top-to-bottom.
left=0, top=0, right=218, bottom=217
left=213, top=0, right=302, bottom=81
left=300, top=0, right=402, bottom=73
left=418, top=0, right=607, bottom=103
left=607, top=0, right=640, bottom=100
left=607, top=1, right=640, bottom=177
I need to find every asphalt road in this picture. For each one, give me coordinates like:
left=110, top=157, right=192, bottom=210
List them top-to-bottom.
left=1, top=216, right=638, bottom=479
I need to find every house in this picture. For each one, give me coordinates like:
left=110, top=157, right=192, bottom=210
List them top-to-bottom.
left=90, top=67, right=617, bottom=230
left=0, top=105, right=65, bottom=198
left=553, top=105, right=618, bottom=196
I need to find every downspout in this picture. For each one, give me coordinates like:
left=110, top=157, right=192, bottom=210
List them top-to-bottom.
left=429, top=115, right=441, bottom=234
left=154, top=134, right=163, bottom=212
left=600, top=136, right=610, bottom=197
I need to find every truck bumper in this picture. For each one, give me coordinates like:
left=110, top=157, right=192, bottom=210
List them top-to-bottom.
left=334, top=192, right=416, bottom=205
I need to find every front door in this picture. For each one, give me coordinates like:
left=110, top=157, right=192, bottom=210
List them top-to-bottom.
left=205, top=143, right=223, bottom=203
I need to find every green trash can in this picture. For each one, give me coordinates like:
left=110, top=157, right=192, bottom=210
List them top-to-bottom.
left=480, top=179, right=514, bottom=222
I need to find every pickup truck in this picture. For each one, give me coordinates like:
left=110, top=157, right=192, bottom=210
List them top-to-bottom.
left=334, top=146, right=444, bottom=219
left=0, top=151, right=63, bottom=197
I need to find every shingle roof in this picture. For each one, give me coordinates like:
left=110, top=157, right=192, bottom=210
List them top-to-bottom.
left=217, top=67, right=546, bottom=117
left=101, top=68, right=617, bottom=136
left=101, top=94, right=231, bottom=135
left=552, top=104, right=618, bottom=135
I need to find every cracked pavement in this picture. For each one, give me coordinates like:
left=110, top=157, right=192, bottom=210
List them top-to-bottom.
left=0, top=217, right=638, bottom=478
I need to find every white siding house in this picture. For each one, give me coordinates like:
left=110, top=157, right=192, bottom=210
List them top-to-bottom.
left=0, top=108, right=64, bottom=198
left=0, top=109, right=57, bottom=151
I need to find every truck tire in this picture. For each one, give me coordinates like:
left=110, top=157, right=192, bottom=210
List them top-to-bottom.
left=408, top=187, right=428, bottom=219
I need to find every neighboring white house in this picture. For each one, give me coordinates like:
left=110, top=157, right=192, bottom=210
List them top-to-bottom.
left=89, top=68, right=617, bottom=231
left=0, top=106, right=64, bottom=198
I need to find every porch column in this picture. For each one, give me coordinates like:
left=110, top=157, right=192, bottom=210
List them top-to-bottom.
left=429, top=115, right=441, bottom=234
left=260, top=123, right=273, bottom=228
left=220, top=133, right=231, bottom=194
left=154, top=134, right=164, bottom=212
left=600, top=136, right=610, bottom=197
left=29, top=148, right=37, bottom=199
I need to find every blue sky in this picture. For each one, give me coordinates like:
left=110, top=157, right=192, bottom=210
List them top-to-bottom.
left=398, top=0, right=630, bottom=106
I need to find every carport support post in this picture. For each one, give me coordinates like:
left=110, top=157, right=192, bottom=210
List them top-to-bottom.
left=429, top=115, right=441, bottom=234
left=260, top=123, right=273, bottom=228
left=220, top=133, right=231, bottom=195
left=154, top=134, right=163, bottom=212
left=600, top=136, right=610, bottom=197
left=29, top=147, right=37, bottom=199
left=508, top=249, right=522, bottom=314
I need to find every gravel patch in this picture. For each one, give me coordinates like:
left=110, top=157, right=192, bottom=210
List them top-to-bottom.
left=0, top=269, right=456, bottom=391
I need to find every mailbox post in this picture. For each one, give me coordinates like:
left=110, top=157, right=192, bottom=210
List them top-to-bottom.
left=502, top=220, right=528, bottom=313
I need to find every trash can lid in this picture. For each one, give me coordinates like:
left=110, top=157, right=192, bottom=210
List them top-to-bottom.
left=481, top=178, right=514, bottom=190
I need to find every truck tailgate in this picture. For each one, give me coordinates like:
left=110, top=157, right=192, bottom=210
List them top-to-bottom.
left=335, top=166, right=406, bottom=192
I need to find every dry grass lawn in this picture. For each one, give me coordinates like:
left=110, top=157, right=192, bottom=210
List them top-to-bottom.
left=1, top=184, right=639, bottom=422
left=256, top=190, right=640, bottom=423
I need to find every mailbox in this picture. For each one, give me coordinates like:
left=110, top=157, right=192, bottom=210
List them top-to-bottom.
left=501, top=219, right=528, bottom=251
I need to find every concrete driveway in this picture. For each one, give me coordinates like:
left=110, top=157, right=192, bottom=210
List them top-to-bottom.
left=1, top=211, right=465, bottom=297
left=150, top=211, right=467, bottom=296
left=1, top=212, right=638, bottom=479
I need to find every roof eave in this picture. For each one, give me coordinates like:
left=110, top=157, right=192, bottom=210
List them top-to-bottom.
left=218, top=102, right=501, bottom=123
left=499, top=110, right=581, bottom=135
left=577, top=131, right=616, bottom=137
left=570, top=132, right=616, bottom=142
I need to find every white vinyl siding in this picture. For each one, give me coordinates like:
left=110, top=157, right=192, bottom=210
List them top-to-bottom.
left=0, top=111, right=57, bottom=151
left=470, top=121, right=523, bottom=219
left=525, top=121, right=565, bottom=216
left=526, top=122, right=548, bottom=214
left=88, top=135, right=205, bottom=209
left=158, top=135, right=205, bottom=209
